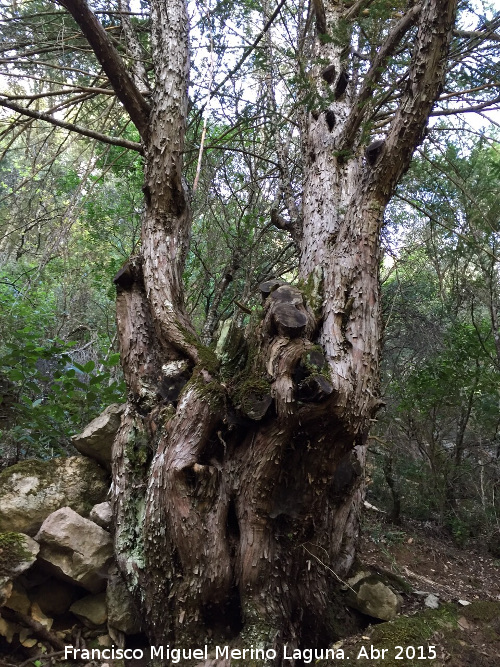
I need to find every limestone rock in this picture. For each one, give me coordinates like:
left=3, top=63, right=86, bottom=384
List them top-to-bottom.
left=72, top=404, right=125, bottom=470
left=0, top=457, right=109, bottom=535
left=90, top=502, right=112, bottom=530
left=35, top=507, right=113, bottom=593
left=0, top=532, right=39, bottom=606
left=346, top=569, right=372, bottom=588
left=107, top=571, right=142, bottom=634
left=346, top=575, right=402, bottom=621
left=0, top=579, right=13, bottom=608
left=4, top=582, right=31, bottom=615
left=70, top=592, right=107, bottom=627
left=425, top=593, right=440, bottom=609
left=30, top=601, right=53, bottom=630
left=0, top=616, right=21, bottom=643
left=97, top=634, right=113, bottom=647
left=21, top=636, right=37, bottom=648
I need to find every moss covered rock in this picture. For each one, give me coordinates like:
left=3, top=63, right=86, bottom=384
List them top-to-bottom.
left=0, top=456, right=109, bottom=535
left=345, top=567, right=404, bottom=621
left=70, top=592, right=107, bottom=627
left=319, top=600, right=500, bottom=666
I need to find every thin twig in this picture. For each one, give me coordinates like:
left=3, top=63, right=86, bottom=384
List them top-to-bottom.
left=193, top=0, right=215, bottom=192
left=207, top=0, right=287, bottom=101
left=0, top=98, right=142, bottom=152
left=301, top=544, right=357, bottom=593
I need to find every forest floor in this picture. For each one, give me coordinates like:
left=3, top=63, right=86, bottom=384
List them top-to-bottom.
left=323, top=516, right=500, bottom=666
left=2, top=517, right=500, bottom=667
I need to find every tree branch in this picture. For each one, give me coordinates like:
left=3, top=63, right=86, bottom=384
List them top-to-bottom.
left=54, top=0, right=150, bottom=138
left=118, top=0, right=150, bottom=94
left=207, top=0, right=287, bottom=102
left=343, top=0, right=377, bottom=21
left=371, top=0, right=458, bottom=201
left=341, top=4, right=422, bottom=150
left=454, top=28, right=500, bottom=42
left=438, top=81, right=500, bottom=101
left=1, top=86, right=115, bottom=100
left=431, top=93, right=500, bottom=116
left=0, top=97, right=143, bottom=152
left=394, top=193, right=499, bottom=262
left=0, top=608, right=65, bottom=651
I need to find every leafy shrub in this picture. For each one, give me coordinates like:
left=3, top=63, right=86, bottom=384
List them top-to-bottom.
left=0, top=330, right=125, bottom=463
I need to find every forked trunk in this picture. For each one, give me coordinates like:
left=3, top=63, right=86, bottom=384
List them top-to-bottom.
left=102, top=0, right=459, bottom=663
left=113, top=271, right=370, bottom=662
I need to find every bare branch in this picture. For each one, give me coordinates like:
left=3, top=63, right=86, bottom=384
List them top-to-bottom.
left=54, top=0, right=150, bottom=138
left=208, top=0, right=287, bottom=102
left=343, top=0, right=377, bottom=21
left=341, top=4, right=422, bottom=150
left=454, top=28, right=500, bottom=42
left=439, top=81, right=500, bottom=101
left=1, top=86, right=115, bottom=101
left=431, top=93, right=500, bottom=116
left=0, top=97, right=143, bottom=152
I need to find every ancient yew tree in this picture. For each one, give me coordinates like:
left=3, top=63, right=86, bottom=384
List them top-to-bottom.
left=1, top=0, right=499, bottom=662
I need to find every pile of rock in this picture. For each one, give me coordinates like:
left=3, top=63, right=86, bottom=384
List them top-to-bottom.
left=1, top=401, right=409, bottom=661
left=0, top=404, right=142, bottom=657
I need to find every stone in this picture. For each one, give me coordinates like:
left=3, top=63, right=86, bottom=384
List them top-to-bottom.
left=72, top=404, right=125, bottom=471
left=0, top=457, right=109, bottom=536
left=89, top=502, right=112, bottom=530
left=35, top=507, right=113, bottom=593
left=0, top=532, right=39, bottom=606
left=106, top=570, right=142, bottom=634
left=346, top=570, right=372, bottom=588
left=346, top=575, right=402, bottom=621
left=31, top=578, right=78, bottom=615
left=0, top=579, right=13, bottom=607
left=4, top=581, right=31, bottom=615
left=70, top=592, right=107, bottom=627
left=425, top=593, right=440, bottom=609
left=30, top=601, right=53, bottom=630
left=0, top=616, right=21, bottom=643
left=97, top=634, right=113, bottom=647
left=20, top=636, right=37, bottom=648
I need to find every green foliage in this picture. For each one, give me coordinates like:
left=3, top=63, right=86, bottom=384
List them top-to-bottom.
left=183, top=114, right=297, bottom=335
left=0, top=120, right=140, bottom=463
left=369, top=137, right=500, bottom=545
left=0, top=140, right=130, bottom=462
left=0, top=323, right=125, bottom=460
left=366, top=522, right=407, bottom=546
left=0, top=532, right=33, bottom=577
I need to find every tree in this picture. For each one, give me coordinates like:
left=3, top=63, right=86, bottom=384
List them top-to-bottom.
left=1, top=0, right=499, bottom=660
left=368, top=137, right=500, bottom=541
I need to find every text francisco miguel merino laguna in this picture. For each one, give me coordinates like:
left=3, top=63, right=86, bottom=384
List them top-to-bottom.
left=64, top=644, right=354, bottom=663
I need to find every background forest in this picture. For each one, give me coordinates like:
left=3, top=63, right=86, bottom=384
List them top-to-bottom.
left=0, top=0, right=499, bottom=554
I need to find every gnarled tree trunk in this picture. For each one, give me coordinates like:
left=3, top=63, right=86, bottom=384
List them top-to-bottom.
left=59, top=0, right=458, bottom=662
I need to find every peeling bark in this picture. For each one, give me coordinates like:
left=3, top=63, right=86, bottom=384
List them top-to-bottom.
left=53, top=0, right=462, bottom=661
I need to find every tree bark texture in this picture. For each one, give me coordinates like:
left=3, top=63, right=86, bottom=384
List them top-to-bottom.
left=58, top=0, right=459, bottom=662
